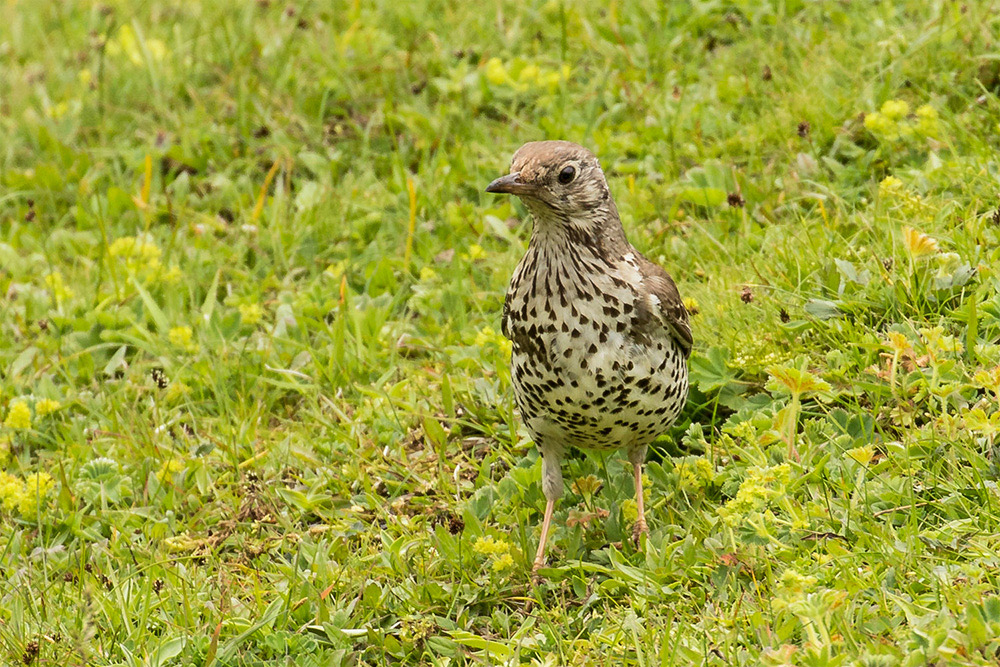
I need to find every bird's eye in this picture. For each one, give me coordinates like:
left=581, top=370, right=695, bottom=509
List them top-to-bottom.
left=558, top=165, right=576, bottom=184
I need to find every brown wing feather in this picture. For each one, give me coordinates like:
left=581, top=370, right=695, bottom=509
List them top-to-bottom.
left=634, top=257, right=692, bottom=358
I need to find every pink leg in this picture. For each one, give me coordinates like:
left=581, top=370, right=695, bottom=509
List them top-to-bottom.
left=632, top=460, right=649, bottom=544
left=532, top=498, right=556, bottom=573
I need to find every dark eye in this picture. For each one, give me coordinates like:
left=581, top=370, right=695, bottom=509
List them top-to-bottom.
left=558, top=165, right=576, bottom=184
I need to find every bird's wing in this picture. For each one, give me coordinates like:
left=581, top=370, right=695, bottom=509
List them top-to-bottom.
left=634, top=258, right=693, bottom=358
left=501, top=289, right=513, bottom=340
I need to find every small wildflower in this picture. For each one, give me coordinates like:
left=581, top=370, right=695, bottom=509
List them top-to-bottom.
left=106, top=25, right=168, bottom=65
left=484, top=57, right=508, bottom=86
left=880, top=99, right=910, bottom=120
left=914, top=104, right=939, bottom=138
left=863, top=111, right=898, bottom=140
left=878, top=175, right=905, bottom=198
left=902, top=226, right=938, bottom=258
left=108, top=235, right=163, bottom=278
left=465, top=244, right=486, bottom=261
left=324, top=261, right=347, bottom=280
left=162, top=265, right=184, bottom=285
left=419, top=266, right=437, bottom=281
left=44, top=272, right=75, bottom=301
left=683, top=297, right=700, bottom=316
left=238, top=303, right=265, bottom=326
left=168, top=326, right=197, bottom=352
left=474, top=326, right=498, bottom=348
left=885, top=331, right=912, bottom=354
left=766, top=365, right=831, bottom=396
left=165, top=381, right=191, bottom=402
left=35, top=399, right=61, bottom=417
left=4, top=401, right=32, bottom=430
left=845, top=445, right=875, bottom=466
left=676, top=457, right=714, bottom=490
left=156, top=458, right=184, bottom=483
left=717, top=463, right=792, bottom=526
left=0, top=471, right=21, bottom=512
left=18, top=472, right=55, bottom=516
left=570, top=474, right=602, bottom=497
left=621, top=498, right=638, bottom=523
left=472, top=535, right=511, bottom=556
left=491, top=553, right=515, bottom=572
left=779, top=568, right=818, bottom=595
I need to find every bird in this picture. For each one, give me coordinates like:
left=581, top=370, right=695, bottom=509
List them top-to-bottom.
left=485, top=140, right=692, bottom=573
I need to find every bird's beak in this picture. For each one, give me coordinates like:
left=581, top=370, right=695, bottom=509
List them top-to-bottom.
left=485, top=172, right=534, bottom=195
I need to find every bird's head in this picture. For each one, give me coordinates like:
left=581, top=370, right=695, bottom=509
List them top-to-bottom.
left=485, top=141, right=615, bottom=225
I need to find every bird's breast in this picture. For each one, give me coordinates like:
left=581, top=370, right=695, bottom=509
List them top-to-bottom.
left=504, top=251, right=688, bottom=451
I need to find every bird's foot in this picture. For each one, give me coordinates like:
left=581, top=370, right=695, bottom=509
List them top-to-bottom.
left=632, top=519, right=649, bottom=546
left=530, top=562, right=546, bottom=586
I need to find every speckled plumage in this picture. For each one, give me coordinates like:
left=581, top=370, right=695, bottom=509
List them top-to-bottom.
left=486, top=141, right=691, bottom=572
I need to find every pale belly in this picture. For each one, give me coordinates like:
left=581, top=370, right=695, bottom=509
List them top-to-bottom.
left=510, top=325, right=688, bottom=452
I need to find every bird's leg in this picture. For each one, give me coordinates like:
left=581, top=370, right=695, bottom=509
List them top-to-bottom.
left=533, top=446, right=564, bottom=575
left=629, top=446, right=649, bottom=545
left=532, top=498, right=556, bottom=574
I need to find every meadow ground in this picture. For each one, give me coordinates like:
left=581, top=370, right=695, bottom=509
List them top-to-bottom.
left=3, top=0, right=1000, bottom=664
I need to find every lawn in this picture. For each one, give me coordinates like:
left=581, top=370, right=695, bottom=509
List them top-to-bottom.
left=3, top=0, right=1000, bottom=664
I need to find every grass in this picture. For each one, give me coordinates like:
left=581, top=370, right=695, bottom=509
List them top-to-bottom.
left=3, top=0, right=1000, bottom=664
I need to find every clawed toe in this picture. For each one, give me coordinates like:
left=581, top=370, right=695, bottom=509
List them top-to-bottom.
left=632, top=521, right=648, bottom=546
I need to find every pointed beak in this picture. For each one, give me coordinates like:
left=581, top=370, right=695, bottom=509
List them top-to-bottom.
left=485, top=172, right=534, bottom=195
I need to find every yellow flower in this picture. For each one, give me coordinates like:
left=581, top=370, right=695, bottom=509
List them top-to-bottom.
left=106, top=25, right=168, bottom=65
left=484, top=57, right=508, bottom=86
left=518, top=64, right=541, bottom=85
left=79, top=68, right=93, bottom=86
left=880, top=99, right=910, bottom=120
left=915, top=104, right=939, bottom=138
left=863, top=111, right=897, bottom=140
left=878, top=175, right=904, bottom=198
left=902, top=226, right=938, bottom=258
left=108, top=235, right=163, bottom=278
left=466, top=244, right=486, bottom=261
left=324, top=261, right=347, bottom=280
left=162, top=265, right=183, bottom=285
left=419, top=266, right=437, bottom=282
left=44, top=272, right=75, bottom=301
left=682, top=296, right=700, bottom=316
left=239, top=303, right=265, bottom=326
left=168, top=326, right=197, bottom=352
left=474, top=326, right=497, bottom=347
left=885, top=331, right=911, bottom=353
left=766, top=365, right=831, bottom=396
left=165, top=381, right=191, bottom=402
left=35, top=399, right=61, bottom=417
left=4, top=401, right=31, bottom=429
left=845, top=445, right=875, bottom=466
left=676, top=457, right=714, bottom=490
left=156, top=458, right=184, bottom=483
left=717, top=463, right=792, bottom=526
left=0, top=471, right=22, bottom=512
left=18, top=472, right=54, bottom=515
left=570, top=474, right=602, bottom=497
left=621, top=498, right=638, bottom=523
left=472, top=535, right=511, bottom=556
left=491, top=552, right=515, bottom=572
left=779, top=568, right=818, bottom=595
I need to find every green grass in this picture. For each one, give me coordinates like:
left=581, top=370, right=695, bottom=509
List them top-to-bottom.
left=4, top=0, right=1000, bottom=664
